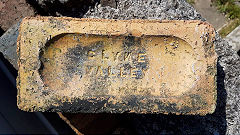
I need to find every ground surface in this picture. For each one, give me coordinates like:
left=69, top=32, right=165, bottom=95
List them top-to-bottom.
left=193, top=0, right=227, bottom=30
left=225, top=25, right=240, bottom=54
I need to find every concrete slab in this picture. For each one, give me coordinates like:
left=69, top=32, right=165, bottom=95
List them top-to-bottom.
left=193, top=0, right=227, bottom=30
left=225, top=25, right=240, bottom=55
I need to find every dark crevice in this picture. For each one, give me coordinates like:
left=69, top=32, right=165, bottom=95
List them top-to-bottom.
left=26, top=0, right=100, bottom=17
left=26, top=0, right=49, bottom=16
left=0, top=27, right=5, bottom=37
left=237, top=49, right=240, bottom=57
left=0, top=53, right=17, bottom=78
left=42, top=113, right=75, bottom=135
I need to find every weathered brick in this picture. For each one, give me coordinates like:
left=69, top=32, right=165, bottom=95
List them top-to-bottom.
left=17, top=17, right=217, bottom=115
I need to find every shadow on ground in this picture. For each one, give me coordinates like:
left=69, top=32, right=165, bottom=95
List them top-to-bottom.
left=26, top=0, right=99, bottom=18
left=0, top=27, right=4, bottom=37
left=63, top=59, right=227, bottom=134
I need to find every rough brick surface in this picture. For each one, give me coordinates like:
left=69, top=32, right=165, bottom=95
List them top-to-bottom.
left=0, top=0, right=36, bottom=31
left=17, top=17, right=217, bottom=115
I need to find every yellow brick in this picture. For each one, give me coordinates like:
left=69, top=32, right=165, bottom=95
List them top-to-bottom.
left=17, top=17, right=217, bottom=115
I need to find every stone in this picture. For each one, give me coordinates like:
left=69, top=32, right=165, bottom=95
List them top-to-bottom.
left=0, top=0, right=36, bottom=31
left=84, top=0, right=203, bottom=20
left=100, top=0, right=118, bottom=8
left=17, top=16, right=217, bottom=115
left=0, top=20, right=22, bottom=69
left=225, top=25, right=240, bottom=56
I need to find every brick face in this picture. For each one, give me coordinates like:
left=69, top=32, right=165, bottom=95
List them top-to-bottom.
left=17, top=17, right=217, bottom=115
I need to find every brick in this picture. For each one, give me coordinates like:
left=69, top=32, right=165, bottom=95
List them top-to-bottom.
left=0, top=0, right=35, bottom=31
left=17, top=17, right=217, bottom=115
